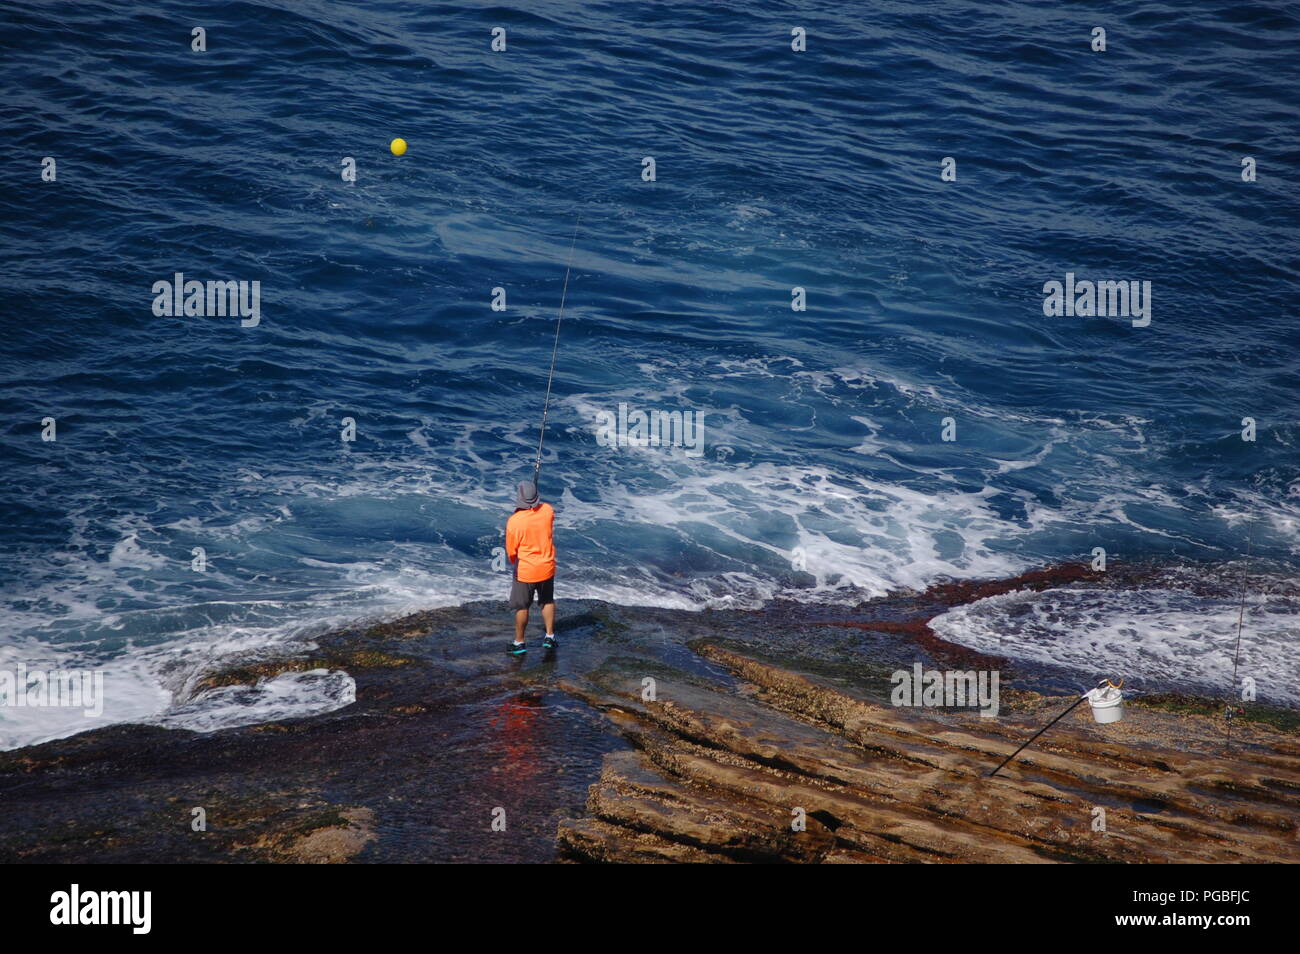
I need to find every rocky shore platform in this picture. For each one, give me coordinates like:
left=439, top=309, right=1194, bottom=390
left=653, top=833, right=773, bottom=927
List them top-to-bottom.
left=2, top=563, right=1296, bottom=863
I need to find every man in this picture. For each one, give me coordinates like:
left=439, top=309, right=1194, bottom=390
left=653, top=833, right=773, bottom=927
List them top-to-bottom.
left=505, top=480, right=556, bottom=654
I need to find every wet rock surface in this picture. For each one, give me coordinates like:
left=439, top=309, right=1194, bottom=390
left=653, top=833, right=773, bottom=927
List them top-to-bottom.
left=1, top=563, right=1295, bottom=863
left=559, top=644, right=1299, bottom=862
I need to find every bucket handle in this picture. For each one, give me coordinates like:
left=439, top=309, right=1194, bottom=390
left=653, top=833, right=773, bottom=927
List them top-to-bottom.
left=1084, top=678, right=1123, bottom=700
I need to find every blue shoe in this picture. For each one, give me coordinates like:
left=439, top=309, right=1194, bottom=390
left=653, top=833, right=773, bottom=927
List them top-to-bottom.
left=542, top=635, right=556, bottom=651
left=508, top=641, right=526, bottom=655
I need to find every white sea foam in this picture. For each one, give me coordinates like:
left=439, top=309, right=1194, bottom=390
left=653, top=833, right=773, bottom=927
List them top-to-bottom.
left=4, top=362, right=1296, bottom=747
left=931, top=583, right=1300, bottom=705
left=0, top=639, right=170, bottom=750
left=155, top=668, right=356, bottom=734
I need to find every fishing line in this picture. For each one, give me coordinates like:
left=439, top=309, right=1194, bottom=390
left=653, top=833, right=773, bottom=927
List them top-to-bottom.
left=533, top=214, right=582, bottom=488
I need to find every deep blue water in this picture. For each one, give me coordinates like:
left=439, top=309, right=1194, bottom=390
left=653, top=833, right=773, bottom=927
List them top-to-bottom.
left=2, top=0, right=1299, bottom=745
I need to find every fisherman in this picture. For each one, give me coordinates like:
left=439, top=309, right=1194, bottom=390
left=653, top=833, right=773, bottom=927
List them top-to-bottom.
left=505, top=480, right=556, bottom=654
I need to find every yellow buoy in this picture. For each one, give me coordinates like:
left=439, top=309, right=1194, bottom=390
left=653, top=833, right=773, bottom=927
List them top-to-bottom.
left=390, top=138, right=407, bottom=156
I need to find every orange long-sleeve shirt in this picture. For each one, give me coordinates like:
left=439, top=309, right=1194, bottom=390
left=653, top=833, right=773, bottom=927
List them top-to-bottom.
left=505, top=503, right=555, bottom=583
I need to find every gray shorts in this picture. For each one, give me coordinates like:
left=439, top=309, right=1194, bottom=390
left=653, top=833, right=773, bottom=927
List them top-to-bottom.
left=509, top=576, right=554, bottom=610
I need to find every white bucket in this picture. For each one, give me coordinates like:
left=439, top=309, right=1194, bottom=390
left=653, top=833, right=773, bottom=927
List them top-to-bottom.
left=1085, top=683, right=1124, bottom=724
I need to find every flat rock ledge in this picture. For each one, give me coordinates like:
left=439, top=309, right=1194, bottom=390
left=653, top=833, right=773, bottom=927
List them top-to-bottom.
left=556, top=644, right=1300, bottom=864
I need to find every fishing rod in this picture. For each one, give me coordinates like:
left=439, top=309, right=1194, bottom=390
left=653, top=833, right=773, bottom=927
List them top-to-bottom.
left=533, top=214, right=582, bottom=489
left=1225, top=526, right=1255, bottom=748
left=1230, top=527, right=1253, bottom=695
left=988, top=678, right=1123, bottom=778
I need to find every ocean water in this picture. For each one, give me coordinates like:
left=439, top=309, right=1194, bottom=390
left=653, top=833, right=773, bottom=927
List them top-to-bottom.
left=2, top=0, right=1298, bottom=747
